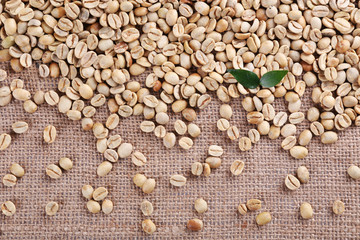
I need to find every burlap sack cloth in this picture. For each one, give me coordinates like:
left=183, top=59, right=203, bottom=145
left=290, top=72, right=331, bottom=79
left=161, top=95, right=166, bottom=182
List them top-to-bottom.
left=0, top=61, right=360, bottom=239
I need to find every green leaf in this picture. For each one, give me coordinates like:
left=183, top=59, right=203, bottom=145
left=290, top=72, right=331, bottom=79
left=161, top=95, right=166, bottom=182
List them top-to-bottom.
left=227, top=69, right=260, bottom=89
left=259, top=70, right=288, bottom=88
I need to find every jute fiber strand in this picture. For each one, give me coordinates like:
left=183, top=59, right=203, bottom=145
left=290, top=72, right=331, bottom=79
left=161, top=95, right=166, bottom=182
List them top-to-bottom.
left=0, top=63, right=360, bottom=239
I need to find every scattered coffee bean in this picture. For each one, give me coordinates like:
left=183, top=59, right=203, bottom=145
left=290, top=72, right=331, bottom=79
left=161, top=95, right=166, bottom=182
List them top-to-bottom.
left=12, top=121, right=28, bottom=134
left=43, top=125, right=57, bottom=144
left=0, top=133, right=11, bottom=151
left=208, top=145, right=223, bottom=157
left=289, top=146, right=308, bottom=159
left=131, top=151, right=147, bottom=166
left=59, top=157, right=73, bottom=171
left=205, top=157, right=221, bottom=169
left=230, top=160, right=245, bottom=176
left=97, top=161, right=113, bottom=177
left=191, top=162, right=203, bottom=176
left=10, top=163, right=25, bottom=177
left=46, top=164, right=62, bottom=179
left=347, top=165, right=360, bottom=180
left=297, top=166, right=309, bottom=184
left=3, top=174, right=17, bottom=187
left=133, top=174, right=147, bottom=188
left=170, top=174, right=187, bottom=187
left=285, top=174, right=300, bottom=190
left=142, top=178, right=156, bottom=194
left=82, top=185, right=94, bottom=200
left=93, top=187, right=108, bottom=201
left=194, top=198, right=208, bottom=214
left=102, top=199, right=114, bottom=215
left=246, top=199, right=261, bottom=211
left=87, top=200, right=101, bottom=214
left=140, top=200, right=154, bottom=217
left=333, top=200, right=345, bottom=215
left=1, top=201, right=16, bottom=216
left=45, top=201, right=59, bottom=216
left=300, top=202, right=313, bottom=219
left=238, top=203, right=247, bottom=215
left=256, top=212, right=271, bottom=226
left=187, top=218, right=203, bottom=231
left=142, top=219, right=156, bottom=234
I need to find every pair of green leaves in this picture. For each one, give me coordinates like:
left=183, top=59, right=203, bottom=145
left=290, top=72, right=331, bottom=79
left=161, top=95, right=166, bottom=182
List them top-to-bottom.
left=228, top=69, right=288, bottom=89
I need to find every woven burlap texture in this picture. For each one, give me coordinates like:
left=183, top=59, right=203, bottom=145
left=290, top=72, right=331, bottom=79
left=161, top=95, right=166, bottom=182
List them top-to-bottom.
left=0, top=62, right=359, bottom=239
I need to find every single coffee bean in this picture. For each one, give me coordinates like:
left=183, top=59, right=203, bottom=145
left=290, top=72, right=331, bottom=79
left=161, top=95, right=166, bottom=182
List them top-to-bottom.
left=12, top=88, right=31, bottom=101
left=44, top=90, right=59, bottom=106
left=23, top=100, right=37, bottom=113
left=220, top=104, right=232, bottom=120
left=182, top=108, right=197, bottom=121
left=247, top=111, right=264, bottom=124
left=273, top=112, right=288, bottom=127
left=217, top=118, right=230, bottom=131
left=174, top=120, right=187, bottom=135
left=12, top=121, right=28, bottom=134
left=140, top=121, right=156, bottom=133
left=188, top=123, right=201, bottom=138
left=43, top=125, right=57, bottom=144
left=154, top=125, right=166, bottom=138
left=227, top=126, right=240, bottom=140
left=248, top=129, right=260, bottom=143
left=298, top=129, right=312, bottom=146
left=320, top=131, right=338, bottom=144
left=163, top=132, right=176, bottom=148
left=0, top=133, right=11, bottom=151
left=107, top=135, right=122, bottom=149
left=281, top=136, right=297, bottom=150
left=178, top=137, right=193, bottom=150
left=239, top=137, right=252, bottom=151
left=117, top=143, right=133, bottom=158
left=208, top=145, right=223, bottom=156
left=289, top=146, right=308, bottom=159
left=104, top=149, right=119, bottom=163
left=131, top=151, right=147, bottom=166
left=59, top=157, right=73, bottom=170
left=205, top=157, right=221, bottom=169
left=230, top=160, right=245, bottom=176
left=97, top=161, right=113, bottom=177
left=191, top=162, right=203, bottom=176
left=10, top=163, right=25, bottom=177
left=203, top=163, right=211, bottom=177
left=46, top=164, right=62, bottom=179
left=347, top=165, right=360, bottom=180
left=297, top=166, right=309, bottom=183
left=3, top=174, right=17, bottom=187
left=133, top=174, right=147, bottom=188
left=170, top=174, right=187, bottom=187
left=285, top=174, right=301, bottom=190
left=142, top=178, right=156, bottom=194
left=82, top=185, right=94, bottom=199
left=93, top=187, right=108, bottom=201
left=194, top=198, right=208, bottom=214
left=102, top=199, right=114, bottom=215
left=247, top=199, right=261, bottom=211
left=87, top=200, right=101, bottom=214
left=140, top=200, right=154, bottom=216
left=333, top=200, right=345, bottom=215
left=1, top=201, right=16, bottom=216
left=45, top=201, right=59, bottom=216
left=300, top=202, right=313, bottom=219
left=238, top=203, right=247, bottom=215
left=256, top=212, right=272, bottom=226
left=187, top=218, right=203, bottom=231
left=142, top=219, right=156, bottom=234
